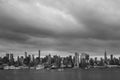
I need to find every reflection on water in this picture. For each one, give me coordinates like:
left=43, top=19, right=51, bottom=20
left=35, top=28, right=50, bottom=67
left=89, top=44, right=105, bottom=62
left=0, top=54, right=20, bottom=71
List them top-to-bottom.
left=0, top=69, right=120, bottom=80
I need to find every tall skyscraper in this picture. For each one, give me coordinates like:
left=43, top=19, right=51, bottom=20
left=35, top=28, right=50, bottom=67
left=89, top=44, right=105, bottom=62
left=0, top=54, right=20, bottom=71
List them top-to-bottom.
left=38, top=50, right=40, bottom=59
left=104, top=50, right=107, bottom=62
left=25, top=52, right=27, bottom=58
left=74, top=52, right=79, bottom=68
left=6, top=53, right=9, bottom=60
left=10, top=53, right=14, bottom=65
left=10, top=53, right=13, bottom=60
left=80, top=53, right=89, bottom=64
left=32, top=54, right=35, bottom=62
left=48, top=54, right=51, bottom=65
left=110, top=54, right=113, bottom=60
left=28, top=55, right=31, bottom=62
left=17, top=56, right=20, bottom=62
left=94, top=57, right=98, bottom=65
left=95, top=57, right=97, bottom=62
left=119, top=57, right=120, bottom=64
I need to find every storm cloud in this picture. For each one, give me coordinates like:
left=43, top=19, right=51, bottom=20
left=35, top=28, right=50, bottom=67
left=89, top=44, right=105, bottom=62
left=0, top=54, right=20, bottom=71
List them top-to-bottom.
left=0, top=0, right=120, bottom=56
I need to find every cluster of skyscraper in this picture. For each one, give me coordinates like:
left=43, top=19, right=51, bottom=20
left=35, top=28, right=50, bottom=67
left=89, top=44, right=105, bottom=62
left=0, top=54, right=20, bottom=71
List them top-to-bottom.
left=0, top=50, right=120, bottom=70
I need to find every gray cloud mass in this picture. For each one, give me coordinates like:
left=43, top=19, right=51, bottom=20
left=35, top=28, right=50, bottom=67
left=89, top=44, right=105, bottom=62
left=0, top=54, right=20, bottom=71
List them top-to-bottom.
left=0, top=0, right=120, bottom=56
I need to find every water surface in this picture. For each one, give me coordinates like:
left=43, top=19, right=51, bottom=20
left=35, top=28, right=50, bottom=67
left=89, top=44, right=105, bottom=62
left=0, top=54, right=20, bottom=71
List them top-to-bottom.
left=0, top=68, right=120, bottom=80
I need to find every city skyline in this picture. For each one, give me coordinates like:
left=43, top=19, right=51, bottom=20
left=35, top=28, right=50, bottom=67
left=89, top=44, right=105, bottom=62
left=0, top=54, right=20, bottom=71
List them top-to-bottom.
left=0, top=0, right=120, bottom=56
left=0, top=49, right=120, bottom=70
left=0, top=50, right=120, bottom=60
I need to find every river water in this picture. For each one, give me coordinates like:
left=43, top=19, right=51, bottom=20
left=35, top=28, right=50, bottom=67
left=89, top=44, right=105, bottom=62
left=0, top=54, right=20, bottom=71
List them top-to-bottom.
left=0, top=68, right=120, bottom=80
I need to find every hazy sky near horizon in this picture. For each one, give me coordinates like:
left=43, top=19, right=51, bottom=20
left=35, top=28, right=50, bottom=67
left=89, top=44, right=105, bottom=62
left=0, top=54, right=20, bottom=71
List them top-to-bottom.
left=0, top=0, right=120, bottom=56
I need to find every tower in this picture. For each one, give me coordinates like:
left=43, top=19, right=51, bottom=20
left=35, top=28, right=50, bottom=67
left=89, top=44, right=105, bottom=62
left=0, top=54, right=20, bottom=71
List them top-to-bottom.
left=38, top=50, right=40, bottom=59
left=104, top=50, right=107, bottom=64
left=104, top=50, right=107, bottom=60
left=25, top=52, right=27, bottom=58
left=74, top=52, right=79, bottom=68
left=6, top=53, right=9, bottom=60
left=10, top=53, right=14, bottom=65
left=10, top=53, right=13, bottom=60
left=32, top=54, right=35, bottom=62
left=48, top=54, right=51, bottom=65
left=110, top=54, right=113, bottom=61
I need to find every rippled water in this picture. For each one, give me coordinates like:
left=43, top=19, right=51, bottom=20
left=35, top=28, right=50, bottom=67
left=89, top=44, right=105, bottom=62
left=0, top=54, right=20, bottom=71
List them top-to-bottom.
left=0, top=68, right=120, bottom=80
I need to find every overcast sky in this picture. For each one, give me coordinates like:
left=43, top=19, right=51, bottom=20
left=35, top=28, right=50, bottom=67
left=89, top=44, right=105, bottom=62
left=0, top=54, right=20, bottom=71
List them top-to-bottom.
left=0, top=0, right=120, bottom=56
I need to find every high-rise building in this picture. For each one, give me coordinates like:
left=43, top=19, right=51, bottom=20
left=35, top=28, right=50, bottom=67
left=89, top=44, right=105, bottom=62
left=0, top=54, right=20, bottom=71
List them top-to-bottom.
left=38, top=50, right=40, bottom=59
left=104, top=50, right=107, bottom=64
left=25, top=52, right=27, bottom=58
left=74, top=52, right=79, bottom=68
left=6, top=53, right=9, bottom=60
left=10, top=53, right=14, bottom=65
left=80, top=53, right=89, bottom=64
left=80, top=53, right=86, bottom=59
left=10, top=54, right=13, bottom=60
left=32, top=54, right=35, bottom=62
left=48, top=54, right=51, bottom=65
left=110, top=54, right=113, bottom=60
left=28, top=55, right=31, bottom=62
left=17, top=56, right=20, bottom=62
left=19, top=56, right=24, bottom=65
left=94, top=57, right=97, bottom=65
left=95, top=57, right=97, bottom=62
left=119, top=57, right=120, bottom=64
left=60, top=58, right=64, bottom=68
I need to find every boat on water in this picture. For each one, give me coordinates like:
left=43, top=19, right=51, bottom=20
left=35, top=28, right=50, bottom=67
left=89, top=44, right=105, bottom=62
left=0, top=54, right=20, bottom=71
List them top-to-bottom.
left=51, top=64, right=59, bottom=69
left=60, top=64, right=66, bottom=68
left=67, top=64, right=73, bottom=68
left=4, top=65, right=9, bottom=70
left=4, top=65, right=19, bottom=70
left=36, top=65, right=44, bottom=70
left=9, top=66, right=16, bottom=70
left=15, top=67, right=21, bottom=70
left=58, top=68, right=64, bottom=71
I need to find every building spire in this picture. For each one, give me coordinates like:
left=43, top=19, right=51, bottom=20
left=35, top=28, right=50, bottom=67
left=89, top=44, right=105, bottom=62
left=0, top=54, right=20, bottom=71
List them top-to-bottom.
left=104, top=49, right=107, bottom=64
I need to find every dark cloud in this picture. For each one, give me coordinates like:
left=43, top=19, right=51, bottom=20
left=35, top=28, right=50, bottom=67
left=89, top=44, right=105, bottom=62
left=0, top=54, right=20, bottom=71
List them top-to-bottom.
left=0, top=0, right=120, bottom=56
left=0, top=29, right=29, bottom=43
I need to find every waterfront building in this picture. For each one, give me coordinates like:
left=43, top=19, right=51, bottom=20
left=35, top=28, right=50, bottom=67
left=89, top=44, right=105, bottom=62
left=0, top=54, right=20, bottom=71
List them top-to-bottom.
left=2, top=49, right=120, bottom=70
left=38, top=50, right=41, bottom=59
left=38, top=50, right=41, bottom=64
left=104, top=50, right=107, bottom=64
left=25, top=52, right=27, bottom=58
left=74, top=52, right=79, bottom=68
left=2, top=53, right=10, bottom=64
left=6, top=53, right=9, bottom=60
left=9, top=53, right=14, bottom=65
left=80, top=53, right=89, bottom=68
left=80, top=53, right=89, bottom=62
left=32, top=54, right=35, bottom=62
left=48, top=54, right=52, bottom=65
left=109, top=54, right=114, bottom=65
left=110, top=54, right=113, bottom=61
left=28, top=55, right=32, bottom=62
left=52, top=55, right=61, bottom=67
left=67, top=55, right=73, bottom=68
left=17, top=56, right=20, bottom=62
left=19, top=56, right=24, bottom=65
left=0, top=57, right=2, bottom=65
left=94, top=57, right=97, bottom=65
left=119, top=57, right=120, bottom=64
left=60, top=58, right=66, bottom=68
left=89, top=58, right=94, bottom=66
left=99, top=58, right=104, bottom=66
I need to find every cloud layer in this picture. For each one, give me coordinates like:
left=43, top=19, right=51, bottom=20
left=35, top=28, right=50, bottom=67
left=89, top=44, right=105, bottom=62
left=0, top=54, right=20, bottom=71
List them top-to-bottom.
left=0, top=0, right=120, bottom=56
